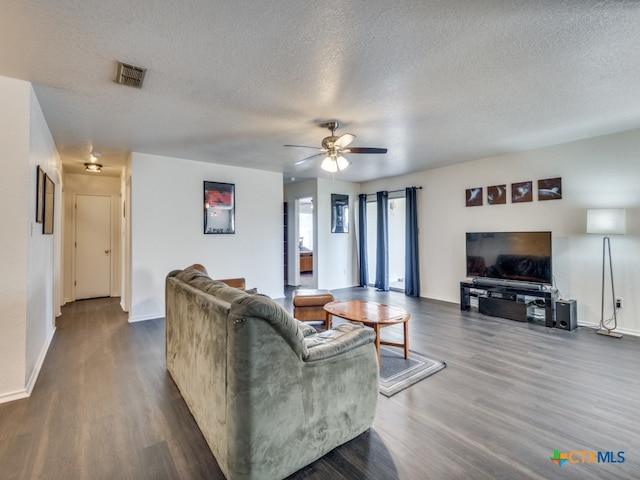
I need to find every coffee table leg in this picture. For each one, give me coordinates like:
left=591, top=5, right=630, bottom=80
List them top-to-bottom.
left=325, top=312, right=332, bottom=330
left=403, top=320, right=409, bottom=359
left=374, top=325, right=381, bottom=364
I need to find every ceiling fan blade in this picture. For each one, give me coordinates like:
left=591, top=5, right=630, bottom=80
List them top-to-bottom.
left=334, top=133, right=355, bottom=149
left=284, top=144, right=321, bottom=149
left=343, top=147, right=388, bottom=154
left=294, top=152, right=324, bottom=165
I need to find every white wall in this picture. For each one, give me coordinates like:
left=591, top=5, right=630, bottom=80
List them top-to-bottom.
left=0, top=76, right=60, bottom=402
left=0, top=76, right=30, bottom=400
left=26, top=86, right=60, bottom=391
left=362, top=128, right=640, bottom=335
left=129, top=153, right=284, bottom=321
left=121, top=155, right=132, bottom=313
left=62, top=174, right=121, bottom=303
left=284, top=178, right=361, bottom=290
left=316, top=178, right=361, bottom=289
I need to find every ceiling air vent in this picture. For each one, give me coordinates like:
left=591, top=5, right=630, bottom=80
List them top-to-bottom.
left=114, top=61, right=146, bottom=88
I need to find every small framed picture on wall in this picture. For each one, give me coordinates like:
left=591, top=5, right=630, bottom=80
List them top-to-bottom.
left=36, top=166, right=45, bottom=223
left=43, top=174, right=55, bottom=234
left=538, top=177, right=562, bottom=200
left=203, top=181, right=235, bottom=234
left=511, top=181, right=533, bottom=203
left=487, top=185, right=506, bottom=205
left=466, top=187, right=483, bottom=207
left=331, top=194, right=349, bottom=233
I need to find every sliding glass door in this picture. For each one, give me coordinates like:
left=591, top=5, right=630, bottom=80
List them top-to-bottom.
left=366, top=194, right=406, bottom=291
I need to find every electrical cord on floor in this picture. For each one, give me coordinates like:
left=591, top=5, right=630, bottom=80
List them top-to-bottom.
left=601, top=305, right=622, bottom=330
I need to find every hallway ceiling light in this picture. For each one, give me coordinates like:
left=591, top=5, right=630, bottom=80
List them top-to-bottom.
left=84, top=163, right=103, bottom=173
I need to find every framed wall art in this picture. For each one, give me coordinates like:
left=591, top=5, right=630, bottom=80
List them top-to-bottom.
left=36, top=166, right=45, bottom=223
left=43, top=173, right=55, bottom=234
left=538, top=177, right=562, bottom=200
left=204, top=181, right=235, bottom=234
left=511, top=181, right=533, bottom=203
left=487, top=184, right=506, bottom=205
left=466, top=187, right=483, bottom=207
left=331, top=194, right=349, bottom=233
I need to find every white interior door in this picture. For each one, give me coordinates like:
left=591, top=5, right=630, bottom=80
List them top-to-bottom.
left=75, top=194, right=111, bottom=300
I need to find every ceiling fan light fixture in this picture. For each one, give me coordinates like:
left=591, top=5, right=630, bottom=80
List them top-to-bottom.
left=286, top=120, right=387, bottom=172
left=336, top=155, right=349, bottom=171
left=321, top=156, right=338, bottom=173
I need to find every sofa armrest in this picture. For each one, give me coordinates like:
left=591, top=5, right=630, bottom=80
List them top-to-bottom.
left=296, top=320, right=317, bottom=337
left=304, top=323, right=376, bottom=362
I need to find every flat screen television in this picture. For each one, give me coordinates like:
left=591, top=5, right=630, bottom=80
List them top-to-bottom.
left=466, top=231, right=552, bottom=286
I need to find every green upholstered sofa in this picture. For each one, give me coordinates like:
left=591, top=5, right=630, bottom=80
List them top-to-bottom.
left=165, top=267, right=379, bottom=480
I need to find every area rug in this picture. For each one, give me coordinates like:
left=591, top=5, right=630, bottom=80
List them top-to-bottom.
left=378, top=347, right=446, bottom=397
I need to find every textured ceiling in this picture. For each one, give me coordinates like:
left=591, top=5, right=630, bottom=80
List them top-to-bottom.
left=2, top=1, right=640, bottom=181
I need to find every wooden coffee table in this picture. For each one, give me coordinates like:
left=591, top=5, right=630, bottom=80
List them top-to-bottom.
left=324, top=300, right=410, bottom=363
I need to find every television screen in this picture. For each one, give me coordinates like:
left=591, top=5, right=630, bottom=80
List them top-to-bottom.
left=466, top=231, right=552, bottom=285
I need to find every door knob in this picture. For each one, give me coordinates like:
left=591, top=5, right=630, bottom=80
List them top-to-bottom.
left=105, top=249, right=110, bottom=254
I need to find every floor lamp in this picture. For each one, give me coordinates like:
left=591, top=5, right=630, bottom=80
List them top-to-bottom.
left=586, top=208, right=626, bottom=338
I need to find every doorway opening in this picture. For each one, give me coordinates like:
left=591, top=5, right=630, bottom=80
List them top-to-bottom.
left=298, top=197, right=314, bottom=288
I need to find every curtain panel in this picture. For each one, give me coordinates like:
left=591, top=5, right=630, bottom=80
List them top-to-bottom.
left=405, top=187, right=420, bottom=297
left=375, top=191, right=389, bottom=291
left=358, top=194, right=368, bottom=287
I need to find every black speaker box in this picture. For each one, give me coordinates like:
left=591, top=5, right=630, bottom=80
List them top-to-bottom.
left=556, top=300, right=577, bottom=331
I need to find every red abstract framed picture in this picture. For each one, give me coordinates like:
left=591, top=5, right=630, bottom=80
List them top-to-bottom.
left=203, top=181, right=235, bottom=234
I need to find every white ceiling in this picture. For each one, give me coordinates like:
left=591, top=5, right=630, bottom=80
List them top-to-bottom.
left=2, top=1, right=640, bottom=182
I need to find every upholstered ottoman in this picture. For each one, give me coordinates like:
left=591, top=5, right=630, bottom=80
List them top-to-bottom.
left=293, top=289, right=334, bottom=330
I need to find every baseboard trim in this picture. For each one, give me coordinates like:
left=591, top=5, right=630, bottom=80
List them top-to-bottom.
left=128, top=313, right=163, bottom=323
left=579, top=321, right=639, bottom=337
left=0, top=326, right=57, bottom=405
left=25, top=326, right=56, bottom=396
left=0, top=389, right=29, bottom=404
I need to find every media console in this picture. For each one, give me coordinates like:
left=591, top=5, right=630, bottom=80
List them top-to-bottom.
left=460, top=280, right=558, bottom=327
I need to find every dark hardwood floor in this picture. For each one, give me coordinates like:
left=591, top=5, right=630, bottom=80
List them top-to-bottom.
left=1, top=288, right=639, bottom=479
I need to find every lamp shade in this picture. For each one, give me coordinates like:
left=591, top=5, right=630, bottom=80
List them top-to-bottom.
left=336, top=155, right=349, bottom=171
left=321, top=156, right=337, bottom=173
left=586, top=208, right=626, bottom=235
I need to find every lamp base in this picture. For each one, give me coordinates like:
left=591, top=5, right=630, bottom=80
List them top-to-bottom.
left=597, top=328, right=623, bottom=338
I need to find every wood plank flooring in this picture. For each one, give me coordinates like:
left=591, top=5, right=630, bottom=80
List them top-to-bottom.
left=1, top=288, right=639, bottom=479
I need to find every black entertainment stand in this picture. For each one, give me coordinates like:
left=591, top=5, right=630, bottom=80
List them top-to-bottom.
left=460, top=280, right=558, bottom=327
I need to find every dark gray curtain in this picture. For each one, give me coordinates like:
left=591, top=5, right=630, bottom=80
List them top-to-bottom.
left=405, top=187, right=420, bottom=297
left=375, top=191, right=389, bottom=291
left=358, top=194, right=368, bottom=287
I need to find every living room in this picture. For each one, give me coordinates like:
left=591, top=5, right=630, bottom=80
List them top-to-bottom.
left=123, top=129, right=640, bottom=334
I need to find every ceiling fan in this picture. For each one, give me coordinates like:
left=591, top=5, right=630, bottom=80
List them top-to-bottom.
left=284, top=121, right=387, bottom=173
